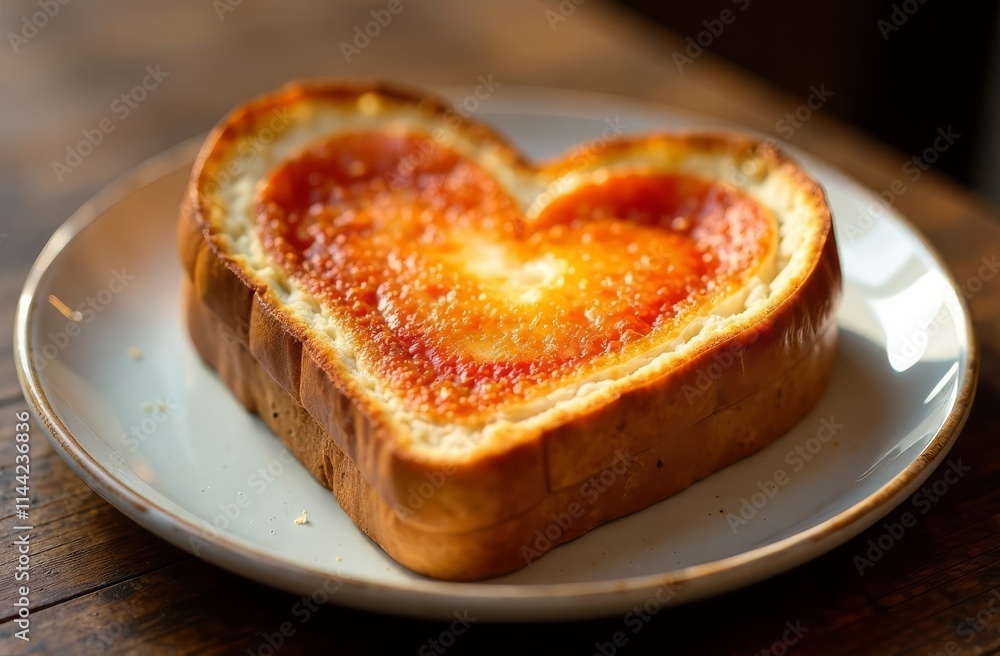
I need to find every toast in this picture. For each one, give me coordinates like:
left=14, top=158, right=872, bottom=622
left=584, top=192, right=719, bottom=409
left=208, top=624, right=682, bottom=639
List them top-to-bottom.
left=179, top=81, right=841, bottom=580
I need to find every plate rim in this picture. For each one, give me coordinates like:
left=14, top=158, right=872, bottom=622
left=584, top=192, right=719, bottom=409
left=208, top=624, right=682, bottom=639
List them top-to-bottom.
left=14, top=87, right=980, bottom=612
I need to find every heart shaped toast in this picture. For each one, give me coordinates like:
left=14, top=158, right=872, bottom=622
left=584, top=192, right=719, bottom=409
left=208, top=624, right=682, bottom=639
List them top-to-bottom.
left=180, top=82, right=840, bottom=580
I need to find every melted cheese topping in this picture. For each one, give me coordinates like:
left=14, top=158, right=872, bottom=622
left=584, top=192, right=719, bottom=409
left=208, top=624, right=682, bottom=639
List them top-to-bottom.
left=256, top=132, right=777, bottom=421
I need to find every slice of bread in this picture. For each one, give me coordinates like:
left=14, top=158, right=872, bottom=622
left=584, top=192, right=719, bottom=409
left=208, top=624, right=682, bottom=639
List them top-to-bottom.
left=179, top=81, right=841, bottom=580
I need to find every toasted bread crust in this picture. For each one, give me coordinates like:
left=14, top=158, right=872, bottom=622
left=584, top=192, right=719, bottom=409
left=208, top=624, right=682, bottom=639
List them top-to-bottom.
left=179, top=81, right=841, bottom=574
left=186, top=283, right=837, bottom=580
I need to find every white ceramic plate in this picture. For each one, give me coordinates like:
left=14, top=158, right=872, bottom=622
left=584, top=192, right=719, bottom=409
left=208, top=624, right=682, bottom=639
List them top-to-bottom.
left=14, top=88, right=977, bottom=621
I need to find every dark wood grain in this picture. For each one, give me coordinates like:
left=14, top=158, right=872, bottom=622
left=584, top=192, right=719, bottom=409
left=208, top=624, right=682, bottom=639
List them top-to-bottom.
left=2, top=1, right=1000, bottom=654
left=0, top=400, right=188, bottom=622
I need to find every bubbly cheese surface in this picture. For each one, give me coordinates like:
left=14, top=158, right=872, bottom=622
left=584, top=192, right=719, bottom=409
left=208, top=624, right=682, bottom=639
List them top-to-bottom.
left=255, top=132, right=778, bottom=421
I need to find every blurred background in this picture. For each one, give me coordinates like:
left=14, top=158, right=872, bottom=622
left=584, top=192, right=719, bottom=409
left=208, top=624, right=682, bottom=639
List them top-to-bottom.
left=3, top=0, right=998, bottom=435
left=3, top=0, right=998, bottom=212
left=618, top=1, right=1000, bottom=197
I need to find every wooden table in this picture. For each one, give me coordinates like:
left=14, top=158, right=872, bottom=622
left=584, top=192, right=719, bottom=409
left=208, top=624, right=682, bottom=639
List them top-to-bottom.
left=2, top=1, right=998, bottom=653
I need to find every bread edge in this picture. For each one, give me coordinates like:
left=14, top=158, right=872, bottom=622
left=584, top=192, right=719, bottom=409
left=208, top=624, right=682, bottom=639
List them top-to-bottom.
left=178, top=80, right=843, bottom=533
left=185, top=281, right=838, bottom=580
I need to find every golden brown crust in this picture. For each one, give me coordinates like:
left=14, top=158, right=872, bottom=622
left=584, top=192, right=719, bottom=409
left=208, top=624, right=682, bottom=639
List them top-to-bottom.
left=178, top=80, right=842, bottom=565
left=186, top=284, right=837, bottom=580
